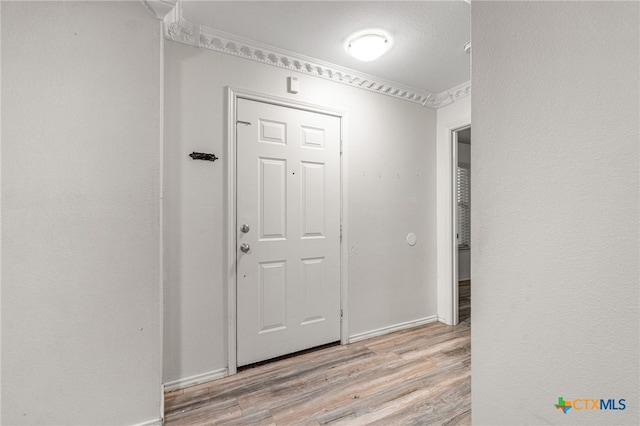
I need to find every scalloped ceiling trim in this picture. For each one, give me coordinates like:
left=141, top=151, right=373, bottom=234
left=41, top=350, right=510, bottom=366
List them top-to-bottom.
left=162, top=3, right=470, bottom=109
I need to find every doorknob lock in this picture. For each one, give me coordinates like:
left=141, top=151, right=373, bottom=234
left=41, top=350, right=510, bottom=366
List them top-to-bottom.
left=240, top=224, right=250, bottom=233
left=240, top=243, right=251, bottom=253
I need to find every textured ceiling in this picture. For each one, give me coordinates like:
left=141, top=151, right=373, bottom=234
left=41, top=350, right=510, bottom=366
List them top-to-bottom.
left=181, top=1, right=470, bottom=94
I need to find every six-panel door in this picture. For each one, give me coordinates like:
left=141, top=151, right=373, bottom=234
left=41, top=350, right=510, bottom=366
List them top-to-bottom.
left=236, top=98, right=341, bottom=366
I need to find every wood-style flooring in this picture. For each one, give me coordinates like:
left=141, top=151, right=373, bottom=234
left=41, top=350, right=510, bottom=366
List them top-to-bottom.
left=165, top=282, right=471, bottom=425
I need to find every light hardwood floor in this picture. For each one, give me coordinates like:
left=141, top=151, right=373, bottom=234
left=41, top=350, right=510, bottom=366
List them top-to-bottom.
left=165, top=287, right=471, bottom=425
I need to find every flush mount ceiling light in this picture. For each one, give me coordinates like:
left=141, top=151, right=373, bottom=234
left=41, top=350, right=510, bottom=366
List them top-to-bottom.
left=345, top=30, right=392, bottom=62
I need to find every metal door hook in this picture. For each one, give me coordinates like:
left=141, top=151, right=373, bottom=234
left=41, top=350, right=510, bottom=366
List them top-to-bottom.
left=189, top=152, right=219, bottom=162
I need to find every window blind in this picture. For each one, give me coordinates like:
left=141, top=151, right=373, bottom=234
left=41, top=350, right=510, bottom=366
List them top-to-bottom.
left=457, top=164, right=470, bottom=248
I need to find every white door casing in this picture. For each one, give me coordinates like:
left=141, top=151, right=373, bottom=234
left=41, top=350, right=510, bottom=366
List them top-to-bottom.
left=235, top=97, right=342, bottom=366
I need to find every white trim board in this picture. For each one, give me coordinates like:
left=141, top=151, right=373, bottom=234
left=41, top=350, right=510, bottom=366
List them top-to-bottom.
left=162, top=2, right=470, bottom=109
left=158, top=21, right=166, bottom=422
left=226, top=87, right=349, bottom=374
left=339, top=114, right=349, bottom=345
left=348, top=315, right=438, bottom=344
left=163, top=368, right=228, bottom=392
left=133, top=418, right=163, bottom=426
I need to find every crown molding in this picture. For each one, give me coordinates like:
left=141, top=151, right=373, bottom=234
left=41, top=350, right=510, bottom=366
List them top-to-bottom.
left=142, top=0, right=178, bottom=20
left=161, top=1, right=470, bottom=108
left=198, top=27, right=442, bottom=106
left=450, top=80, right=472, bottom=101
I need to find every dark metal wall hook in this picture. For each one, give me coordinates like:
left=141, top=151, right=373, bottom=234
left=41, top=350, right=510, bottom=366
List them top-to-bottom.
left=189, top=152, right=219, bottom=162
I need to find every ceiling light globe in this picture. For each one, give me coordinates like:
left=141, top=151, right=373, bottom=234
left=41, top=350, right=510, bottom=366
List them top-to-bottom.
left=346, top=31, right=391, bottom=62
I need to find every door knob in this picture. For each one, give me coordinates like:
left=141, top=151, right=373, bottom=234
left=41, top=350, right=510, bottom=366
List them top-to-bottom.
left=240, top=224, right=250, bottom=233
left=240, top=243, right=251, bottom=253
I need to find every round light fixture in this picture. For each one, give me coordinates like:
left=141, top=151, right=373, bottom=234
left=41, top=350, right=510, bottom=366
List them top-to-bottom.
left=345, top=30, right=392, bottom=62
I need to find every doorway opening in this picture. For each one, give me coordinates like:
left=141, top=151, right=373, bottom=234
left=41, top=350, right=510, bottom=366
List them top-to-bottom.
left=452, top=126, right=471, bottom=325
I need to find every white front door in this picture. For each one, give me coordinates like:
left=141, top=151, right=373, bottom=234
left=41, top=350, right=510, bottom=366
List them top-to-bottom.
left=236, top=98, right=341, bottom=366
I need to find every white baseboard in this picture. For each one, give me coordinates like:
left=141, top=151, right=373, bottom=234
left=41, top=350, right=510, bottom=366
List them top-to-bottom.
left=348, top=315, right=438, bottom=344
left=163, top=367, right=228, bottom=392
left=133, top=418, right=162, bottom=426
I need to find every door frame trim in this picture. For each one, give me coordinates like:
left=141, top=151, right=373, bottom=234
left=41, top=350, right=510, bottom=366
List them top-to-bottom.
left=225, top=87, right=349, bottom=375
left=450, top=124, right=471, bottom=326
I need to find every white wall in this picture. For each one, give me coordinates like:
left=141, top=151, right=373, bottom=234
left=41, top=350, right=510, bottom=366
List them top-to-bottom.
left=1, top=2, right=162, bottom=424
left=472, top=2, right=639, bottom=424
left=163, top=43, right=437, bottom=384
left=436, top=96, right=471, bottom=324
